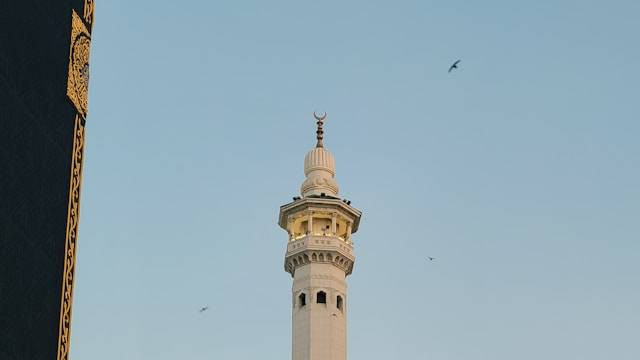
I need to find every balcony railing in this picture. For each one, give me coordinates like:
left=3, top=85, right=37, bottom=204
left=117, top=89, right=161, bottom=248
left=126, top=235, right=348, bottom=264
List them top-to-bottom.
left=286, top=235, right=353, bottom=254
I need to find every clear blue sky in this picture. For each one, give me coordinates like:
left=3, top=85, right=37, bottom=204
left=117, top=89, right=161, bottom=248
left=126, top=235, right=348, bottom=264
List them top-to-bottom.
left=72, top=1, right=640, bottom=359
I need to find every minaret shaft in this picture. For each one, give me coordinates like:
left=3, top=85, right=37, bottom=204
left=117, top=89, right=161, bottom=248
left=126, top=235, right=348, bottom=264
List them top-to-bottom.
left=292, top=264, right=347, bottom=360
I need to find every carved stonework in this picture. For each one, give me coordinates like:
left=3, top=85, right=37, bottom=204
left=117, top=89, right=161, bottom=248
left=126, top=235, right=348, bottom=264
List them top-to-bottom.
left=66, top=10, right=91, bottom=119
left=56, top=115, right=86, bottom=360
left=301, top=175, right=339, bottom=197
left=278, top=197, right=362, bottom=235
left=285, top=248, right=355, bottom=277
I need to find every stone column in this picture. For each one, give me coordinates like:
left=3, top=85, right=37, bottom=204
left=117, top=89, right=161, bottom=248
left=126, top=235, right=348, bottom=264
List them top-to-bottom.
left=331, top=213, right=337, bottom=236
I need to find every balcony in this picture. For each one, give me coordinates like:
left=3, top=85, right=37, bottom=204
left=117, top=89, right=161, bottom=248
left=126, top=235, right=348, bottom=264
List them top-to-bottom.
left=286, top=235, right=353, bottom=256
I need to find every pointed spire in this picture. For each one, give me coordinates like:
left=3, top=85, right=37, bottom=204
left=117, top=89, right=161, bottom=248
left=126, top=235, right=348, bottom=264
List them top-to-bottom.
left=301, top=111, right=338, bottom=197
left=313, top=112, right=327, bottom=148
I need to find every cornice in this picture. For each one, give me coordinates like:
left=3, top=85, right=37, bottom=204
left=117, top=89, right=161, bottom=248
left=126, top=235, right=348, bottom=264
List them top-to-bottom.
left=284, top=247, right=355, bottom=277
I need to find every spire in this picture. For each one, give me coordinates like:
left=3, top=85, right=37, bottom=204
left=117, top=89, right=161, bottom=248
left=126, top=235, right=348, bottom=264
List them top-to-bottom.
left=314, top=111, right=326, bottom=148
left=301, top=112, right=339, bottom=197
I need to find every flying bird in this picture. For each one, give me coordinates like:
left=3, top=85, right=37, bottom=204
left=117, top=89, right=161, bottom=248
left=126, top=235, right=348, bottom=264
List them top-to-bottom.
left=448, top=59, right=461, bottom=73
left=427, top=257, right=435, bottom=261
left=199, top=306, right=209, bottom=313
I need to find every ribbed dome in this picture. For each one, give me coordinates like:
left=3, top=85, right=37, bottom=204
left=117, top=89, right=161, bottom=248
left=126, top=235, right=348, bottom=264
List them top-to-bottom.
left=301, top=147, right=339, bottom=197
left=304, top=147, right=335, bottom=176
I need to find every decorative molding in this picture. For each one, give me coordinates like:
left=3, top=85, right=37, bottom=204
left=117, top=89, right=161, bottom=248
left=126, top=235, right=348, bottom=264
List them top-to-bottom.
left=83, top=0, right=95, bottom=26
left=66, top=10, right=91, bottom=119
left=56, top=114, right=86, bottom=360
left=278, top=197, right=362, bottom=233
left=285, top=248, right=355, bottom=277
left=294, top=275, right=347, bottom=287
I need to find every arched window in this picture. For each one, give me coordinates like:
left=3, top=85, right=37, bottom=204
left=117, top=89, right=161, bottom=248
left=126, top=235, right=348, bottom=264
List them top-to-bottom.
left=316, top=291, right=326, bottom=304
left=299, top=293, right=306, bottom=307
left=336, top=295, right=343, bottom=311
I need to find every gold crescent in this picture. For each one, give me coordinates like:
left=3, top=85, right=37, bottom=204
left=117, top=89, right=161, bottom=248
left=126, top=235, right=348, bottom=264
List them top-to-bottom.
left=313, top=111, right=327, bottom=121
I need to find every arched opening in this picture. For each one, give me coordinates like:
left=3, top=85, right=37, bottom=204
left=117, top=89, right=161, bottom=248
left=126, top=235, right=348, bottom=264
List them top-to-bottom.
left=292, top=218, right=309, bottom=239
left=313, top=218, right=332, bottom=236
left=312, top=253, right=317, bottom=261
left=319, top=253, right=325, bottom=262
left=316, top=291, right=326, bottom=304
left=299, top=293, right=306, bottom=307
left=337, top=295, right=343, bottom=311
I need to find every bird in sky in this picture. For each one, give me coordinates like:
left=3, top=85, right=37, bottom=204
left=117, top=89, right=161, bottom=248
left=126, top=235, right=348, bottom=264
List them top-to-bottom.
left=448, top=59, right=461, bottom=73
left=427, top=257, right=435, bottom=261
left=198, top=306, right=209, bottom=313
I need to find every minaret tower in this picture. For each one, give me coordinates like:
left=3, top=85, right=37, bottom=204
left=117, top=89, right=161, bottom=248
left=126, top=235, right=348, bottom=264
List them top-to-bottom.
left=278, top=113, right=362, bottom=360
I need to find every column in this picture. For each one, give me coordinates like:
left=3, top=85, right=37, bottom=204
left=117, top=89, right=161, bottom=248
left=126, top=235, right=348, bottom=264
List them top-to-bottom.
left=331, top=213, right=337, bottom=236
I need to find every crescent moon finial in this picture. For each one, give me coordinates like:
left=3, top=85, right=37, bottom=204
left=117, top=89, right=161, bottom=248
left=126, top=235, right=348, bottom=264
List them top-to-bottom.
left=313, top=111, right=327, bottom=148
left=313, top=111, right=327, bottom=121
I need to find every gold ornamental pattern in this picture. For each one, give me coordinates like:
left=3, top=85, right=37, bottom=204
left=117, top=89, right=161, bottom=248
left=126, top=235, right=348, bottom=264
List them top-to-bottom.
left=84, top=0, right=95, bottom=25
left=66, top=10, right=91, bottom=118
left=56, top=115, right=86, bottom=360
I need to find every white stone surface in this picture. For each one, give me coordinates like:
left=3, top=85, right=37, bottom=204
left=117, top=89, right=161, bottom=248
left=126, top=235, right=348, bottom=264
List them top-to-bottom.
left=281, top=122, right=362, bottom=360
left=301, top=147, right=339, bottom=197
left=292, top=264, right=347, bottom=360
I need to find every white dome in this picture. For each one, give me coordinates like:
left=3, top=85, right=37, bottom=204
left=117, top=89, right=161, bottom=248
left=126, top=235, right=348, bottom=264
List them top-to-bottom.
left=300, top=147, right=339, bottom=197
left=304, top=147, right=335, bottom=176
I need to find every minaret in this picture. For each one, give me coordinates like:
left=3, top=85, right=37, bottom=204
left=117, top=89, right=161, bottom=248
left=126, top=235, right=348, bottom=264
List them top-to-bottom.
left=278, top=113, right=362, bottom=360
